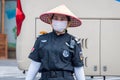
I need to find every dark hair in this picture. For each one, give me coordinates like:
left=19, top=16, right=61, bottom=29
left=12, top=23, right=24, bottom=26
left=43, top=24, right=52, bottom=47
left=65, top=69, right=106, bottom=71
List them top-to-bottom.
left=51, top=14, right=71, bottom=21
left=66, top=16, right=71, bottom=21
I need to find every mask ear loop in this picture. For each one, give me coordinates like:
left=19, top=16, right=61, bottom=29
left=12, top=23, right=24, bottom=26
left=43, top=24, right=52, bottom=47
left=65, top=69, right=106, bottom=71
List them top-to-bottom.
left=61, top=21, right=71, bottom=33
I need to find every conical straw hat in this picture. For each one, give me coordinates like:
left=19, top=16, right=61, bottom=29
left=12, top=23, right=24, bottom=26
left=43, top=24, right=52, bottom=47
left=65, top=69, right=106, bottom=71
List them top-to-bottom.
left=40, top=5, right=82, bottom=27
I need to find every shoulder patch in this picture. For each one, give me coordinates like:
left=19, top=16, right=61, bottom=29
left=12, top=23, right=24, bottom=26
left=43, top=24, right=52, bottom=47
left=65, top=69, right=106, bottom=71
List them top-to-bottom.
left=31, top=48, right=35, bottom=52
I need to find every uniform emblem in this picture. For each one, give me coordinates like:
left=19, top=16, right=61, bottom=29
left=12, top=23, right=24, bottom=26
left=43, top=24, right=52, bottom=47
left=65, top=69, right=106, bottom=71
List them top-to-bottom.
left=65, top=39, right=75, bottom=49
left=70, top=39, right=75, bottom=49
left=41, top=40, right=47, bottom=42
left=63, top=50, right=70, bottom=57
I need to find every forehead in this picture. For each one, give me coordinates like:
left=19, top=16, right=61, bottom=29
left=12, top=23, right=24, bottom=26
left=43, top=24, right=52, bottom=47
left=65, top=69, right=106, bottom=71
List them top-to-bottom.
left=53, top=14, right=67, bottom=18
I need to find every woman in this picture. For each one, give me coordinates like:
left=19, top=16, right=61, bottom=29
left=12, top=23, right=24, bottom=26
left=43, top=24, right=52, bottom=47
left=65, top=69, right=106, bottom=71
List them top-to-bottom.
left=25, top=5, right=85, bottom=80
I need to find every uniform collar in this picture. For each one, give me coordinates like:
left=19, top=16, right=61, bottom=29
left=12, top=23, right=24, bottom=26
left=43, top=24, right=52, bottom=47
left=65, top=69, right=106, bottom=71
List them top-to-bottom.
left=52, top=30, right=67, bottom=36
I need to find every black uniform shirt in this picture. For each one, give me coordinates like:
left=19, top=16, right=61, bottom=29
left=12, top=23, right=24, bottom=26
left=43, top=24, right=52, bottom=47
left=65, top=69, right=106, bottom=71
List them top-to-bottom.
left=29, top=31, right=83, bottom=72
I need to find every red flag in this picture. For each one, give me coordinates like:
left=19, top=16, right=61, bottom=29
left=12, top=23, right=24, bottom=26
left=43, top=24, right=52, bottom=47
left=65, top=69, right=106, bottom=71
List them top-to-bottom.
left=16, top=0, right=25, bottom=36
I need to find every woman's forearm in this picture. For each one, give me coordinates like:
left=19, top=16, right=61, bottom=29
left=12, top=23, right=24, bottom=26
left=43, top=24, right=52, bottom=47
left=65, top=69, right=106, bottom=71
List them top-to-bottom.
left=25, top=60, right=41, bottom=80
left=74, top=67, right=85, bottom=80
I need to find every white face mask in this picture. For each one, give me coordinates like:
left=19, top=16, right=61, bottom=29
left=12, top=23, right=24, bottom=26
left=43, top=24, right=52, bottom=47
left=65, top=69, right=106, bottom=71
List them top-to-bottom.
left=52, top=20, right=67, bottom=32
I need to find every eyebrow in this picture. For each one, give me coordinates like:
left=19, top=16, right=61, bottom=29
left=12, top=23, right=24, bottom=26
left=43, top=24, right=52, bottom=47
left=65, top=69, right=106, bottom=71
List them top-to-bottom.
left=53, top=16, right=67, bottom=19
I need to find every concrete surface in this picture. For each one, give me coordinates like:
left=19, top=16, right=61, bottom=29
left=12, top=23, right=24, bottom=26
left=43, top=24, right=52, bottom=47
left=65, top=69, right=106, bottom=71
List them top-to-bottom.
left=0, top=59, right=120, bottom=80
left=0, top=59, right=39, bottom=80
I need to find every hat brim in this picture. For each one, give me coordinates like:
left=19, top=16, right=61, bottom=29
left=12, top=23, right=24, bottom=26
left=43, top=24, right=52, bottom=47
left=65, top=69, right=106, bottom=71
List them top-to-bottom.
left=40, top=12, right=82, bottom=27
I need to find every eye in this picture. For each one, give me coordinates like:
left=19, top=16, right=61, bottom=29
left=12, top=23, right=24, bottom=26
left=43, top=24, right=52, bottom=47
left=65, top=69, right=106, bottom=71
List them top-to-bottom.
left=52, top=15, right=67, bottom=21
left=53, top=16, right=59, bottom=20
left=53, top=17, right=58, bottom=20
left=60, top=17, right=67, bottom=21
left=61, top=18, right=65, bottom=21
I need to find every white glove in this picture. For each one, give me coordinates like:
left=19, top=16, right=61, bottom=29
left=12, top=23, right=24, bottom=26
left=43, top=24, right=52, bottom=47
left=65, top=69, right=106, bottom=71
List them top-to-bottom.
left=25, top=60, right=41, bottom=80
left=74, top=67, right=85, bottom=80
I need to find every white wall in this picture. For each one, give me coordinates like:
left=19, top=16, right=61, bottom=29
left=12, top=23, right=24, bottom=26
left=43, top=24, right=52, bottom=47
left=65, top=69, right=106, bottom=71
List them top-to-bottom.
left=16, top=0, right=120, bottom=70
left=22, top=0, right=120, bottom=18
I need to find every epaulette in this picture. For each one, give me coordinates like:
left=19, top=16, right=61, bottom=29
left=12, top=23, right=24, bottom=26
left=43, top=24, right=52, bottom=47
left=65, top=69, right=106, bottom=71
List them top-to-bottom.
left=74, top=37, right=81, bottom=44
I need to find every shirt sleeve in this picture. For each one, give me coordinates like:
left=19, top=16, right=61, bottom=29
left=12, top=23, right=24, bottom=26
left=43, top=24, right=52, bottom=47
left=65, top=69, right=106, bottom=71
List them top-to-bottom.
left=29, top=37, right=41, bottom=62
left=72, top=41, right=84, bottom=67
